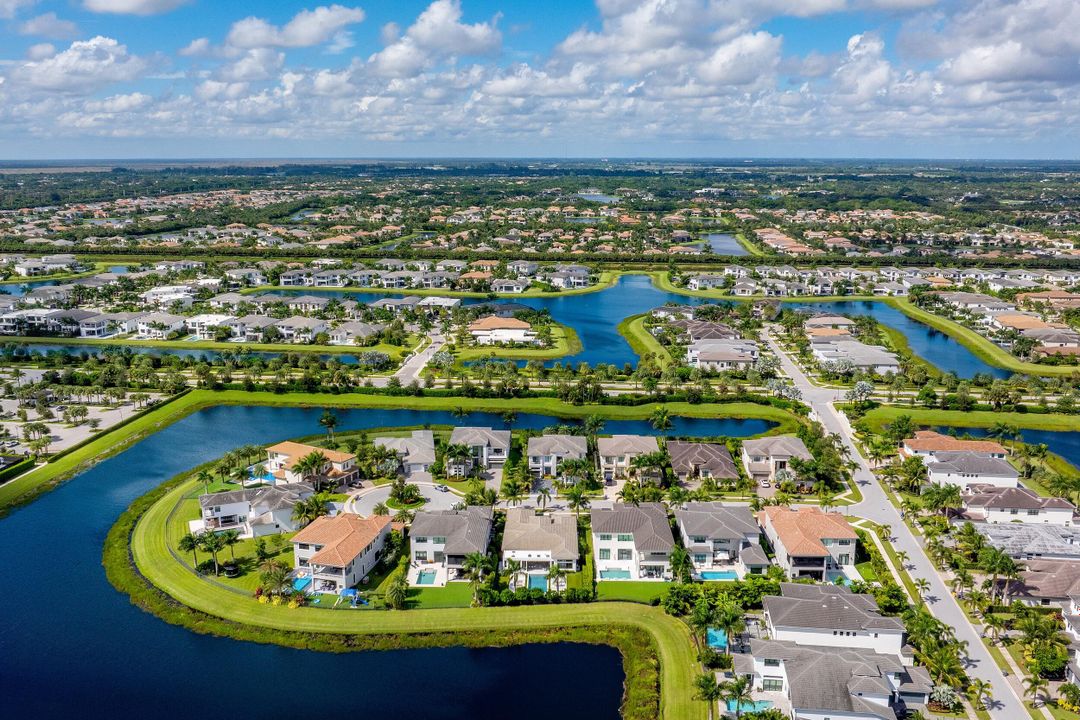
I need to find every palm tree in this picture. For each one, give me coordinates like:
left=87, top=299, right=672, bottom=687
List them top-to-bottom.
left=649, top=406, right=673, bottom=436
left=319, top=408, right=338, bottom=442
left=444, top=443, right=473, bottom=477
left=196, top=469, right=213, bottom=494
left=501, top=476, right=527, bottom=507
left=565, top=484, right=590, bottom=517
left=536, top=485, right=552, bottom=511
left=291, top=494, right=329, bottom=527
left=372, top=501, right=390, bottom=516
left=392, top=508, right=415, bottom=525
left=220, top=529, right=241, bottom=562
left=198, top=531, right=225, bottom=575
left=178, top=532, right=201, bottom=569
left=669, top=546, right=692, bottom=584
left=895, top=550, right=909, bottom=569
left=462, top=552, right=492, bottom=605
left=259, top=558, right=289, bottom=595
left=504, top=558, right=525, bottom=590
left=546, top=564, right=566, bottom=592
left=384, top=570, right=409, bottom=609
left=914, top=577, right=930, bottom=597
left=713, top=600, right=746, bottom=656
left=983, top=613, right=1007, bottom=644
left=694, top=673, right=723, bottom=711
left=720, top=674, right=754, bottom=720
left=1025, top=675, right=1048, bottom=708
left=967, top=678, right=993, bottom=711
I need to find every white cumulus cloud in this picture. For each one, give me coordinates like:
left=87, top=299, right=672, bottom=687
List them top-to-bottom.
left=82, top=0, right=188, bottom=15
left=369, top=0, right=501, bottom=78
left=226, top=5, right=365, bottom=49
left=19, top=12, right=79, bottom=40
left=9, top=36, right=148, bottom=93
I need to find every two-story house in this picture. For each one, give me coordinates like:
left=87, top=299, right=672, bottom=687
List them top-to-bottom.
left=447, top=427, right=511, bottom=477
left=374, top=430, right=436, bottom=478
left=527, top=434, right=588, bottom=479
left=596, top=435, right=660, bottom=483
left=741, top=435, right=813, bottom=485
left=264, top=441, right=358, bottom=485
left=195, top=482, right=314, bottom=538
left=962, top=485, right=1076, bottom=525
left=674, top=502, right=769, bottom=577
left=591, top=503, right=674, bottom=580
left=409, top=506, right=494, bottom=579
left=759, top=506, right=857, bottom=581
left=501, top=508, right=579, bottom=586
left=291, top=513, right=392, bottom=594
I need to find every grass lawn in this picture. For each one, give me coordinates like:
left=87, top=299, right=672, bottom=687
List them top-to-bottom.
left=889, top=298, right=1079, bottom=378
left=616, top=313, right=673, bottom=366
left=453, top=322, right=583, bottom=361
left=9, top=334, right=417, bottom=359
left=860, top=406, right=1080, bottom=434
left=120, top=470, right=704, bottom=720
left=855, top=561, right=878, bottom=582
left=597, top=581, right=670, bottom=604
left=408, top=583, right=475, bottom=609
left=1046, top=702, right=1080, bottom=720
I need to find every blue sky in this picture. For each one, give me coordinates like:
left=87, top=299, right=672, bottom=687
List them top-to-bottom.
left=0, top=0, right=1077, bottom=159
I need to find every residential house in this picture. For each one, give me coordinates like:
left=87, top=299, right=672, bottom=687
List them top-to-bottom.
left=136, top=312, right=186, bottom=339
left=468, top=315, right=538, bottom=345
left=273, top=316, right=327, bottom=343
left=329, top=321, right=383, bottom=346
left=447, top=427, right=511, bottom=476
left=374, top=430, right=436, bottom=478
left=901, top=431, right=1007, bottom=463
left=527, top=434, right=588, bottom=479
left=596, top=435, right=660, bottom=482
left=741, top=435, right=813, bottom=484
left=264, top=441, right=358, bottom=485
left=667, top=441, right=739, bottom=484
left=927, top=451, right=1019, bottom=489
left=196, top=482, right=314, bottom=538
left=961, top=485, right=1076, bottom=525
left=591, top=502, right=674, bottom=580
left=675, top=502, right=768, bottom=576
left=410, top=506, right=494, bottom=576
left=760, top=506, right=858, bottom=581
left=501, top=508, right=580, bottom=582
left=292, top=514, right=392, bottom=593
left=763, top=583, right=907, bottom=657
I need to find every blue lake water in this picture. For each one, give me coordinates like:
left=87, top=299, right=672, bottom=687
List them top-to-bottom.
left=576, top=192, right=619, bottom=204
left=701, top=233, right=749, bottom=256
left=0, top=264, right=131, bottom=297
left=4, top=273, right=1010, bottom=377
left=0, top=404, right=634, bottom=719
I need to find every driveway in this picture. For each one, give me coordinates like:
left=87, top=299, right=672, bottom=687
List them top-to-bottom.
left=762, top=327, right=1027, bottom=720
left=346, top=481, right=460, bottom=516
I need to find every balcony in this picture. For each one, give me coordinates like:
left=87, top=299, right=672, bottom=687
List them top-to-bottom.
left=790, top=557, right=825, bottom=568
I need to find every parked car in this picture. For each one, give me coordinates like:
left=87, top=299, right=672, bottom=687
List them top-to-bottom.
left=435, top=484, right=449, bottom=492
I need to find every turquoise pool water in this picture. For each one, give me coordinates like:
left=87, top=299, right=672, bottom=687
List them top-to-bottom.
left=599, top=569, right=632, bottom=580
left=417, top=570, right=436, bottom=585
left=700, top=570, right=738, bottom=581
left=528, top=575, right=548, bottom=591
left=292, top=577, right=311, bottom=592
left=706, top=628, right=728, bottom=649
left=727, top=700, right=773, bottom=712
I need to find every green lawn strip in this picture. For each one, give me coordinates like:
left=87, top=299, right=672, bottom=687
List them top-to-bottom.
left=733, top=232, right=765, bottom=257
left=0, top=262, right=124, bottom=285
left=241, top=271, right=620, bottom=300
left=649, top=271, right=880, bottom=303
left=888, top=298, right=1078, bottom=378
left=616, top=314, right=673, bottom=366
left=453, top=322, right=583, bottom=362
left=8, top=334, right=415, bottom=359
left=0, top=388, right=796, bottom=516
left=860, top=406, right=1080, bottom=434
left=112, top=470, right=703, bottom=720
left=855, top=561, right=878, bottom=581
left=597, top=581, right=671, bottom=604
left=408, top=584, right=475, bottom=609
left=1046, top=702, right=1080, bottom=720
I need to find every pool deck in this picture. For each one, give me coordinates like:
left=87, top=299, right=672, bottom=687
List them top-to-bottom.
left=408, top=563, right=448, bottom=587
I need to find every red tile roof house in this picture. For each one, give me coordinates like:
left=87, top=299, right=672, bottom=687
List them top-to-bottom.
left=759, top=506, right=858, bottom=582
left=291, top=514, right=392, bottom=594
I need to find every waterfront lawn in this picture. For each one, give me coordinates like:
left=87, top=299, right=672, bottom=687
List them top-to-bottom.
left=616, top=314, right=673, bottom=366
left=453, top=322, right=582, bottom=362
left=10, top=334, right=417, bottom=360
left=859, top=406, right=1080, bottom=434
left=597, top=581, right=670, bottom=604
left=408, top=583, right=475, bottom=609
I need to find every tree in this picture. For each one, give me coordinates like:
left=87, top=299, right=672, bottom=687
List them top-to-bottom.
left=845, top=380, right=875, bottom=407
left=650, top=406, right=673, bottom=435
left=319, top=408, right=339, bottom=442
left=565, top=484, right=591, bottom=517
left=536, top=485, right=552, bottom=510
left=292, top=494, right=329, bottom=527
left=372, top=501, right=389, bottom=516
left=220, top=529, right=241, bottom=562
left=198, top=531, right=225, bottom=575
left=178, top=532, right=200, bottom=569
left=669, top=546, right=692, bottom=584
left=462, top=551, right=492, bottom=606
left=259, top=558, right=289, bottom=595
left=504, top=558, right=525, bottom=589
left=546, top=564, right=566, bottom=592
left=385, top=570, right=409, bottom=610
left=713, top=599, right=746, bottom=656
left=693, top=673, right=723, bottom=708
left=720, top=674, right=754, bottom=720
left=1025, top=675, right=1048, bottom=708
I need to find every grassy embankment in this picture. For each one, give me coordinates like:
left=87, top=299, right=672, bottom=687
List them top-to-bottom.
left=0, top=261, right=130, bottom=285
left=241, top=270, right=620, bottom=300
left=649, top=270, right=880, bottom=303
left=887, top=298, right=1079, bottom=378
left=616, top=314, right=673, bottom=366
left=453, top=322, right=583, bottom=362
left=8, top=334, right=417, bottom=359
left=0, top=388, right=798, bottom=515
left=859, top=406, right=1080, bottom=434
left=106, top=466, right=703, bottom=720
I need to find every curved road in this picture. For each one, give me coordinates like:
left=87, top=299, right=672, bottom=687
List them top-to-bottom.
left=762, top=328, right=1026, bottom=719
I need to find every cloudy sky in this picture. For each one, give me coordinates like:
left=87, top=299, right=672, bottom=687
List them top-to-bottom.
left=0, top=0, right=1077, bottom=159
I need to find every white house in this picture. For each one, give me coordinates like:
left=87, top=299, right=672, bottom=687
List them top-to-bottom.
left=136, top=312, right=186, bottom=339
left=186, top=313, right=236, bottom=340
left=467, top=315, right=538, bottom=345
left=447, top=427, right=511, bottom=476
left=374, top=430, right=436, bottom=478
left=901, top=430, right=1007, bottom=463
left=527, top=434, right=588, bottom=478
left=596, top=435, right=660, bottom=482
left=741, top=435, right=812, bottom=484
left=264, top=441, right=358, bottom=485
left=927, top=451, right=1020, bottom=489
left=194, top=482, right=314, bottom=538
left=962, top=485, right=1076, bottom=525
left=674, top=502, right=768, bottom=576
left=591, top=503, right=673, bottom=580
left=409, top=506, right=494, bottom=577
left=760, top=506, right=857, bottom=581
left=501, top=508, right=580, bottom=583
left=291, top=514, right=392, bottom=593
left=763, top=583, right=907, bottom=657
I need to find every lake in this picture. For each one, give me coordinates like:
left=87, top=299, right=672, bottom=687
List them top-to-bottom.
left=576, top=192, right=620, bottom=204
left=701, top=233, right=750, bottom=256
left=0, top=265, right=131, bottom=297
left=0, top=404, right=639, bottom=718
left=933, top=425, right=1080, bottom=469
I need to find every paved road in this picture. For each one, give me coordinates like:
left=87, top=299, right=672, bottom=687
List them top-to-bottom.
left=762, top=328, right=1026, bottom=719
left=372, top=333, right=444, bottom=387
left=344, top=481, right=460, bottom=516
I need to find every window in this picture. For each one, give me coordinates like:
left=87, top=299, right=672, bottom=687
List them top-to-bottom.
left=1010, top=509, right=1019, bottom=515
left=1027, top=510, right=1040, bottom=516
left=598, top=534, right=612, bottom=541
left=617, top=534, right=633, bottom=542
left=415, top=536, right=428, bottom=543
left=433, top=536, right=446, bottom=544
left=692, top=536, right=707, bottom=544
left=838, top=539, right=852, bottom=546
left=298, top=543, right=309, bottom=550
left=598, top=549, right=611, bottom=560
left=618, top=549, right=632, bottom=561
left=415, top=551, right=427, bottom=562
left=694, top=554, right=707, bottom=564
left=838, top=554, right=851, bottom=565
left=764, top=659, right=780, bottom=667
left=762, top=678, right=784, bottom=691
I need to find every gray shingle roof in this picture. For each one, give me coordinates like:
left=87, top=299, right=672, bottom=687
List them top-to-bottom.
left=450, top=426, right=511, bottom=450
left=527, top=434, right=588, bottom=458
left=742, top=435, right=812, bottom=461
left=667, top=442, right=738, bottom=479
left=590, top=502, right=673, bottom=552
left=675, top=502, right=758, bottom=540
left=411, top=506, right=493, bottom=556
left=501, top=508, right=579, bottom=560
left=976, top=523, right=1080, bottom=559
left=765, top=583, right=904, bottom=633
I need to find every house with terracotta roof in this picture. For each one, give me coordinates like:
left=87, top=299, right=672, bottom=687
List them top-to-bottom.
left=467, top=315, right=538, bottom=345
left=901, top=431, right=1007, bottom=463
left=264, top=441, right=358, bottom=485
left=759, top=506, right=857, bottom=581
left=291, top=513, right=392, bottom=593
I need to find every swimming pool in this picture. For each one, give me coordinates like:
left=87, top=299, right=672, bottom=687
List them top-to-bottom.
left=416, top=569, right=436, bottom=585
left=599, top=569, right=632, bottom=580
left=700, top=570, right=738, bottom=581
left=528, top=575, right=548, bottom=591
left=292, top=577, right=311, bottom=592
left=706, top=628, right=728, bottom=649
left=727, top=700, right=773, bottom=712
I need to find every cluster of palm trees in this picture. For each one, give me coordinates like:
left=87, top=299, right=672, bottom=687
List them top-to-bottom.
left=178, top=528, right=242, bottom=575
left=502, top=558, right=567, bottom=592
left=904, top=605, right=971, bottom=709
